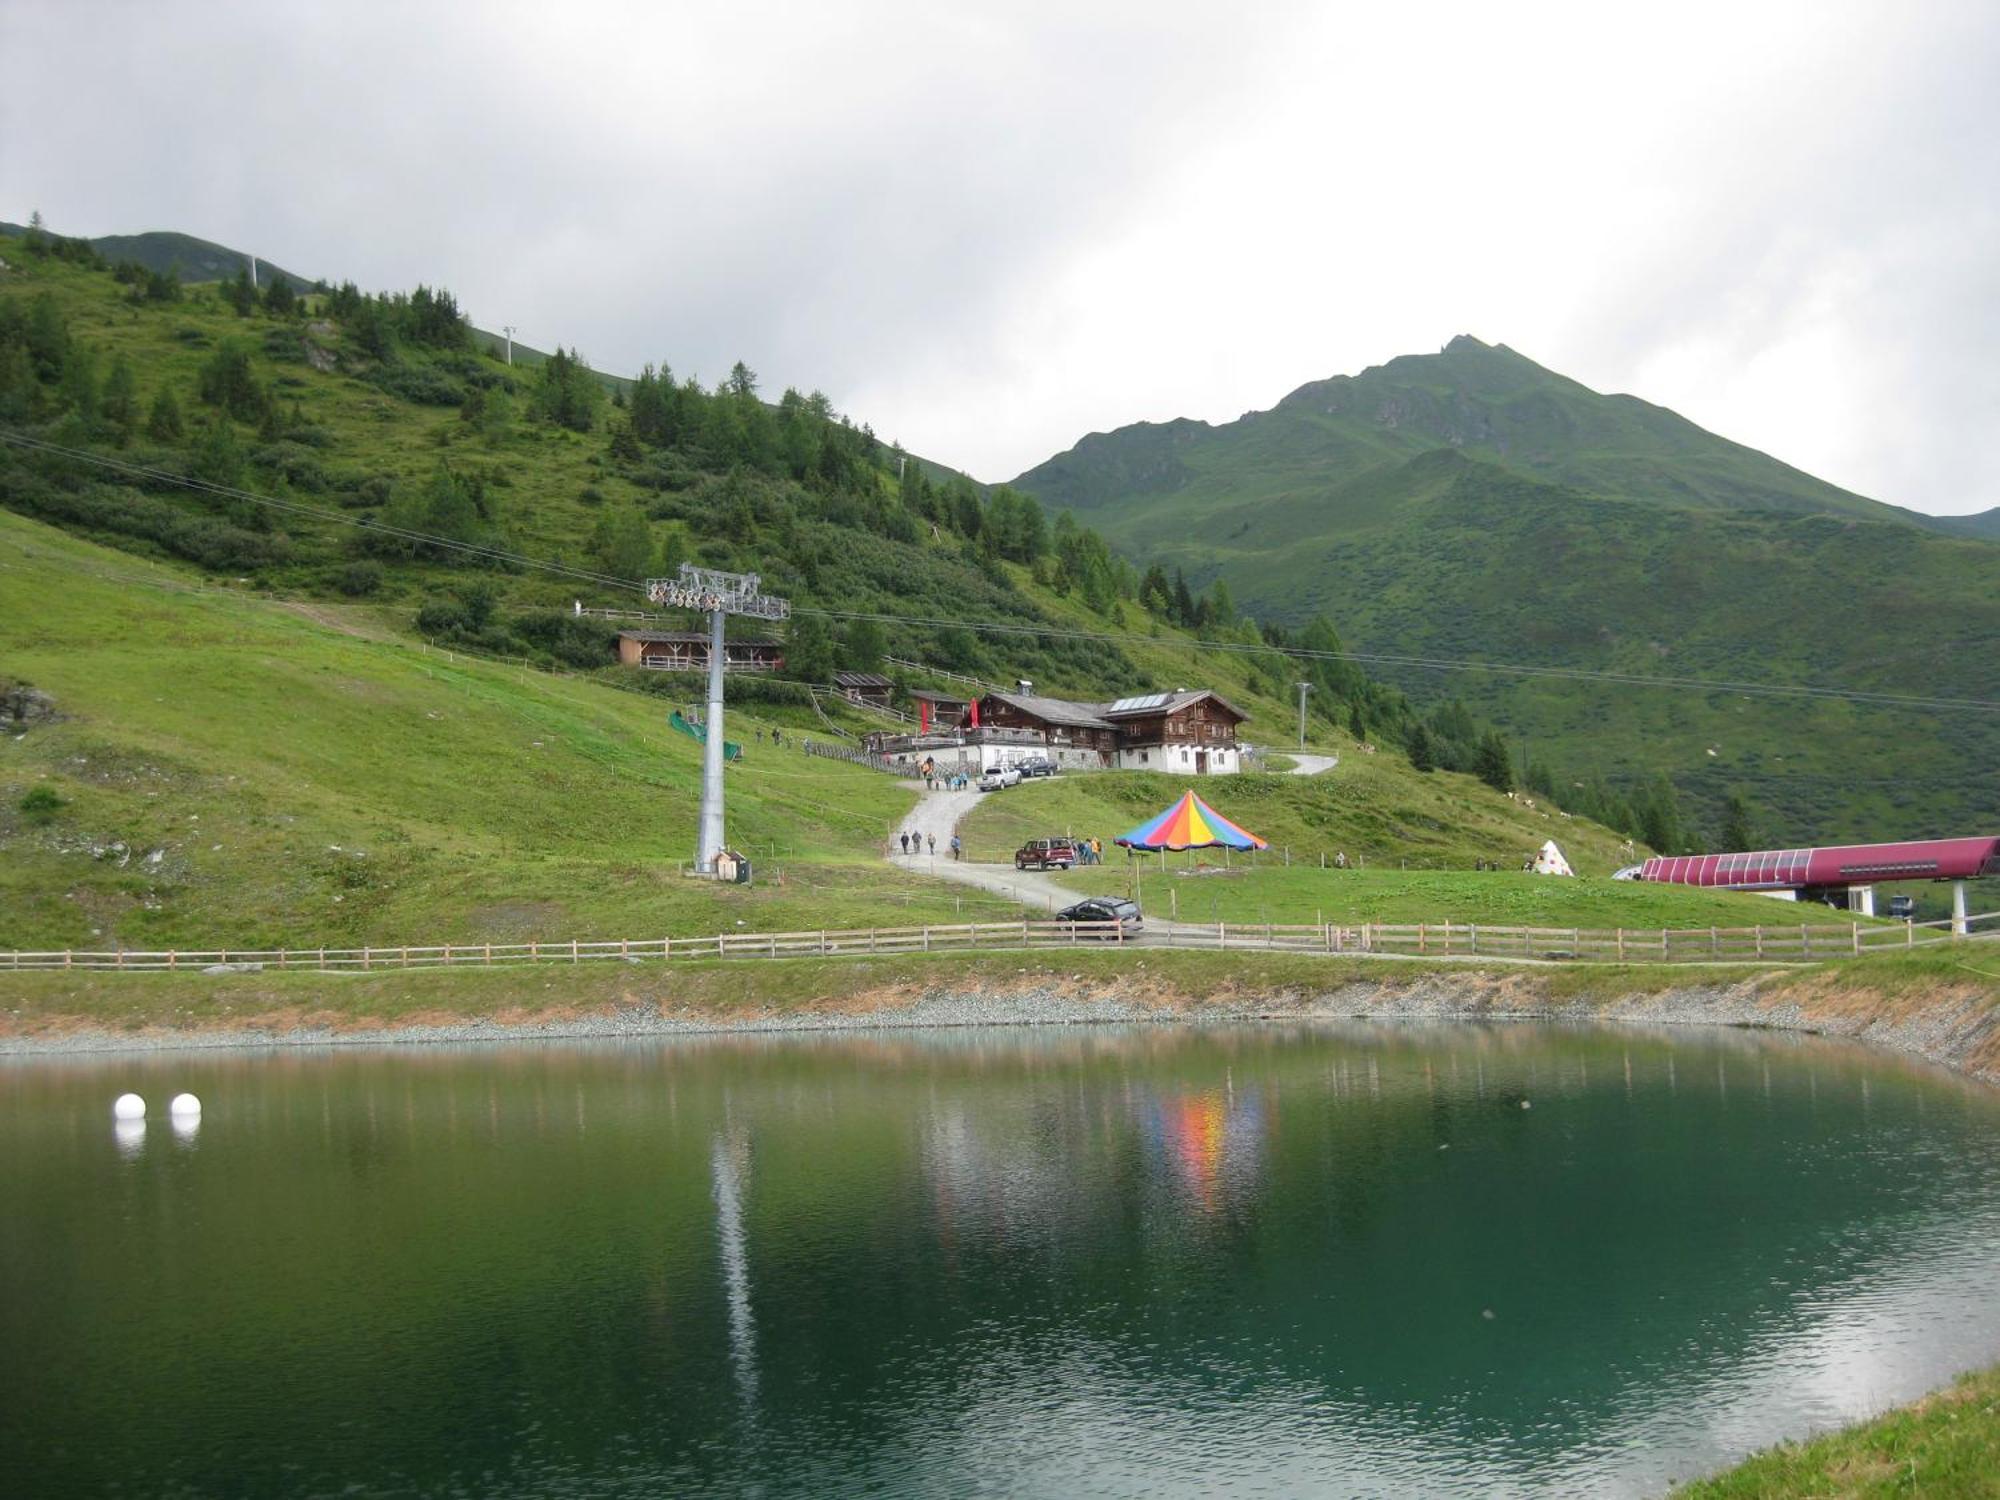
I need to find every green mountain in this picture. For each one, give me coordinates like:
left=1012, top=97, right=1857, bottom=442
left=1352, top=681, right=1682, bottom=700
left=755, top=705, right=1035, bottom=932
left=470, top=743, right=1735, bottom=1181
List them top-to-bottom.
left=0, top=224, right=317, bottom=291
left=1021, top=335, right=1928, bottom=528
left=1015, top=340, right=2000, bottom=844
left=1934, top=507, right=2000, bottom=540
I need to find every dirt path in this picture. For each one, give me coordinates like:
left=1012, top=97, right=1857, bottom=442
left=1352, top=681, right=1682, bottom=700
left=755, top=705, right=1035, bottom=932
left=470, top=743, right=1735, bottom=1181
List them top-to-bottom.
left=269, top=600, right=398, bottom=642
left=1289, top=753, right=1339, bottom=775
left=887, top=787, right=1088, bottom=913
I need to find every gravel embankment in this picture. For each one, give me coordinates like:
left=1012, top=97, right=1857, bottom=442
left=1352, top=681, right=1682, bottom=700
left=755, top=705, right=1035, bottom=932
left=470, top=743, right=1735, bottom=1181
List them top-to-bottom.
left=7, top=966, right=1997, bottom=1088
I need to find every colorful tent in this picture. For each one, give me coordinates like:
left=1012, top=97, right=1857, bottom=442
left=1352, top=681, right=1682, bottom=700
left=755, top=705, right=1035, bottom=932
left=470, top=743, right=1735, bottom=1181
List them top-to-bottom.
left=1115, top=790, right=1268, bottom=852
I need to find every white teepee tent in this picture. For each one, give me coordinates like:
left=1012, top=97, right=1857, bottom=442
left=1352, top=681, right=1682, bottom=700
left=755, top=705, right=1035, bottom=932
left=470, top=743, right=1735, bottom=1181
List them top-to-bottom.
left=1528, top=840, right=1574, bottom=877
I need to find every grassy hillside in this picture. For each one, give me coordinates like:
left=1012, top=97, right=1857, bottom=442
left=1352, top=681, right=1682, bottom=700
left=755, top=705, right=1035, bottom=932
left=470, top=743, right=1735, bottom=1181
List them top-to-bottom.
left=1014, top=343, right=2000, bottom=845
left=0, top=510, right=1043, bottom=950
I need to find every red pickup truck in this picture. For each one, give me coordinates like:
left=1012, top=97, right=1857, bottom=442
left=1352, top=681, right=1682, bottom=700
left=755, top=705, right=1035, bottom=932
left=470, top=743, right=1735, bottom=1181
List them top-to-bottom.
left=1015, top=838, right=1078, bottom=871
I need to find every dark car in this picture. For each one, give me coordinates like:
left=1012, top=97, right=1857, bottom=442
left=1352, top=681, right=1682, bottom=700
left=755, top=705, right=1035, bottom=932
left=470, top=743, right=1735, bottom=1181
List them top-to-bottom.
left=1017, top=757, right=1057, bottom=778
left=1016, top=837, right=1078, bottom=871
left=1054, top=897, right=1143, bottom=938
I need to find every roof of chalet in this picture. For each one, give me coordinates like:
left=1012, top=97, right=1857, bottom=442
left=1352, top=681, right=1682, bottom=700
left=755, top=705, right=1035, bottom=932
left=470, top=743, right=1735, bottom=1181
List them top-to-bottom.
left=619, top=630, right=782, bottom=648
left=832, top=671, right=895, bottom=689
left=908, top=688, right=973, bottom=703
left=1102, top=688, right=1249, bottom=723
left=979, top=690, right=1116, bottom=731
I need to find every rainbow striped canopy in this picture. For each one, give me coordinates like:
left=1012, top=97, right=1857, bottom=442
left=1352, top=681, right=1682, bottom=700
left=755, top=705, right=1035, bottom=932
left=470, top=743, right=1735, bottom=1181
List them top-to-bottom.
left=1115, top=790, right=1268, bottom=852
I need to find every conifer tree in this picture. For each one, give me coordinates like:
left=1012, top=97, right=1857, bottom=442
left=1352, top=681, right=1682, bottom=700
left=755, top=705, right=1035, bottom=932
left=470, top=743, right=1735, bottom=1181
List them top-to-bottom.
left=101, top=355, right=139, bottom=444
left=146, top=386, right=186, bottom=442
left=1407, top=721, right=1435, bottom=773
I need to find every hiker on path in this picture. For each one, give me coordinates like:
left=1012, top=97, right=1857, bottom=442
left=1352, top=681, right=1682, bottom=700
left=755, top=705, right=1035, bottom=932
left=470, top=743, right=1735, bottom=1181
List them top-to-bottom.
left=899, top=832, right=910, bottom=855
left=927, top=833, right=936, bottom=856
left=950, top=834, right=962, bottom=861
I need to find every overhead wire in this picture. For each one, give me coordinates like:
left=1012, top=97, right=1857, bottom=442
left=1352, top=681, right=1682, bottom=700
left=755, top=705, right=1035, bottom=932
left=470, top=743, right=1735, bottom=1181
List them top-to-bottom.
left=4, top=426, right=1996, bottom=717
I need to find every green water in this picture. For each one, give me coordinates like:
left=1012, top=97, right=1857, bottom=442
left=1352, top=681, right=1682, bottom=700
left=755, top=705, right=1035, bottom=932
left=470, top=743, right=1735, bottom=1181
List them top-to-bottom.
left=6, top=1022, right=2000, bottom=1497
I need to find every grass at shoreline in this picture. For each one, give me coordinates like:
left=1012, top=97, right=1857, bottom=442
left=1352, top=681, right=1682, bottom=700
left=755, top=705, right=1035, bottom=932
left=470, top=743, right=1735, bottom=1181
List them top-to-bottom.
left=1045, top=863, right=1892, bottom=931
left=1677, top=1365, right=2000, bottom=1497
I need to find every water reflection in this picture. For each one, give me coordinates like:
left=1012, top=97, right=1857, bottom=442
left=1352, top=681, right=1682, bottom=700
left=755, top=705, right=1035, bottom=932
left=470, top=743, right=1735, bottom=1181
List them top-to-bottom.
left=5, top=1022, right=2000, bottom=1498
left=710, top=1124, right=758, bottom=1413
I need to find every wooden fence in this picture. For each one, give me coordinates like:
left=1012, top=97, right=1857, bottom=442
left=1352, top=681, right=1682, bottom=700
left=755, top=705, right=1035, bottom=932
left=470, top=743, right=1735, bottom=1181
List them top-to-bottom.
left=0, top=911, right=1990, bottom=974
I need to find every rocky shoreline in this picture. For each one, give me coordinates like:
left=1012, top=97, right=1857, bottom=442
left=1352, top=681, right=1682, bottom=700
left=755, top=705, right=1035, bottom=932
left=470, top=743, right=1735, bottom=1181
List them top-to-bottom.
left=5, top=961, right=1997, bottom=1087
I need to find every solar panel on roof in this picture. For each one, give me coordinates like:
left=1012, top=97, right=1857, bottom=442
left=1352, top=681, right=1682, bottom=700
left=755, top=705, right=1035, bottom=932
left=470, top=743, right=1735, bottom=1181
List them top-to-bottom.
left=1110, top=692, right=1173, bottom=712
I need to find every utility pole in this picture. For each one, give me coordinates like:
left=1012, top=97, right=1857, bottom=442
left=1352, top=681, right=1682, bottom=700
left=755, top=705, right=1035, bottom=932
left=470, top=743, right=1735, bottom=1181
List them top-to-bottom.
left=248, top=254, right=258, bottom=290
left=502, top=326, right=517, bottom=366
left=648, top=565, right=790, bottom=874
left=1296, top=681, right=1312, bottom=749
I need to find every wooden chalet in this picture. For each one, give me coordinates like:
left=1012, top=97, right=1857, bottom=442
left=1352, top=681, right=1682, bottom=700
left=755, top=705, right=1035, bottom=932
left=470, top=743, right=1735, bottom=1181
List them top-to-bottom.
left=616, top=631, right=783, bottom=673
left=832, top=671, right=895, bottom=709
left=909, top=688, right=974, bottom=733
left=974, top=690, right=1119, bottom=766
left=1102, top=690, right=1249, bottom=774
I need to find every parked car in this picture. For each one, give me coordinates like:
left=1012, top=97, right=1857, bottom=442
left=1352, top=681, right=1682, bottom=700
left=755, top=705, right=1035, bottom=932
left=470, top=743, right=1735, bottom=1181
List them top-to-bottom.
left=1017, top=757, right=1057, bottom=778
left=977, top=767, right=1021, bottom=792
left=1015, top=837, right=1079, bottom=871
left=1888, top=894, right=1916, bottom=919
left=1054, top=897, right=1144, bottom=939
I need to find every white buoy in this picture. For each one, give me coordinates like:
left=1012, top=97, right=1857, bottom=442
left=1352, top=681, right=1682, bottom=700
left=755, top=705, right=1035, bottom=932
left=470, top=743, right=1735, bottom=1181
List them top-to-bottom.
left=170, top=1092, right=201, bottom=1116
left=113, top=1093, right=146, bottom=1120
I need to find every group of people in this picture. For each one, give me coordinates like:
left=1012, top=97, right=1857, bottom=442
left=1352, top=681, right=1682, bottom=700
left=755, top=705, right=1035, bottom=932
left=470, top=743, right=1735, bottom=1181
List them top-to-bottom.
left=917, top=758, right=969, bottom=791
left=897, top=830, right=963, bottom=860
left=1075, top=837, right=1105, bottom=865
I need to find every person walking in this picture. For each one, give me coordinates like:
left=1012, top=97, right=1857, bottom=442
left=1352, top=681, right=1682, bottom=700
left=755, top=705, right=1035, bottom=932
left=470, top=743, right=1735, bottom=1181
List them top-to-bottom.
left=899, top=832, right=910, bottom=856
left=927, top=833, right=936, bottom=856
left=950, top=834, right=962, bottom=861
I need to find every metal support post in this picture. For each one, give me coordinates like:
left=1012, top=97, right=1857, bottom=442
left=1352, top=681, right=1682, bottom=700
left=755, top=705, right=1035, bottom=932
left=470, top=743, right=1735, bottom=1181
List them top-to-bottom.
left=697, top=607, right=728, bottom=872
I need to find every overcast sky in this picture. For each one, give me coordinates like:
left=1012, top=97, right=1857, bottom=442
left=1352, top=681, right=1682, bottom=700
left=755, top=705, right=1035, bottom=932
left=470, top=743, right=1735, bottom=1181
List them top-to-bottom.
left=5, top=1, right=1995, bottom=514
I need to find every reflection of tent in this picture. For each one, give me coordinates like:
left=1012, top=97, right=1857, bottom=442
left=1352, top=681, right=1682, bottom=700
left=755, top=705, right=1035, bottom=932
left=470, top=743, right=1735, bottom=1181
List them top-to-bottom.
left=670, top=710, right=743, bottom=762
left=1116, top=790, right=1268, bottom=852
left=1528, top=839, right=1574, bottom=876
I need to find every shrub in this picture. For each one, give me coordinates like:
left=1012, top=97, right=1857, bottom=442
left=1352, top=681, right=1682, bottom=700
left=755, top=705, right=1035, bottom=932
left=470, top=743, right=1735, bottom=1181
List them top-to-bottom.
left=334, top=561, right=383, bottom=597
left=18, top=785, right=64, bottom=823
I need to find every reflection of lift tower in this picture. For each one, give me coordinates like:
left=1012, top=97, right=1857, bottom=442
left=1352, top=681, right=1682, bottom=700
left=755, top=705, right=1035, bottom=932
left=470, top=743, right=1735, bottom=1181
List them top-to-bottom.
left=646, top=564, right=790, bottom=874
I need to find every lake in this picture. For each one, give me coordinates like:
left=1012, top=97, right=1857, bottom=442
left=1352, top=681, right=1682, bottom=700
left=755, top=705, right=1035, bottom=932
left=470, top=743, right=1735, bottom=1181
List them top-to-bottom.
left=5, top=1021, right=2000, bottom=1497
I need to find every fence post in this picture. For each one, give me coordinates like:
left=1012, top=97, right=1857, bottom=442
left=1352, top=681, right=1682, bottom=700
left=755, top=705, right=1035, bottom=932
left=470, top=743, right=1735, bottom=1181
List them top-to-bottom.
left=1907, top=919, right=1914, bottom=948
left=1219, top=921, right=1227, bottom=950
left=1419, top=922, right=1426, bottom=954
left=1852, top=922, right=1860, bottom=956
left=1801, top=923, right=1809, bottom=960
left=1469, top=924, right=1477, bottom=954
left=1755, top=926, right=1763, bottom=958
left=1616, top=928, right=1624, bottom=962
left=530, top=939, right=538, bottom=961
left=571, top=939, right=579, bottom=964
left=486, top=943, right=493, bottom=965
left=363, top=945, right=371, bottom=971
left=401, top=946, right=410, bottom=968
left=318, top=947, right=326, bottom=968
left=280, top=948, right=288, bottom=971
left=64, top=949, right=72, bottom=969
left=169, top=950, right=177, bottom=970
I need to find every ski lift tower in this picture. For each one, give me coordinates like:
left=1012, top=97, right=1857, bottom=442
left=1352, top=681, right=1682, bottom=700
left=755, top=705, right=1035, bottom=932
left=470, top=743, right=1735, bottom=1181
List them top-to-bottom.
left=646, top=564, right=790, bottom=874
